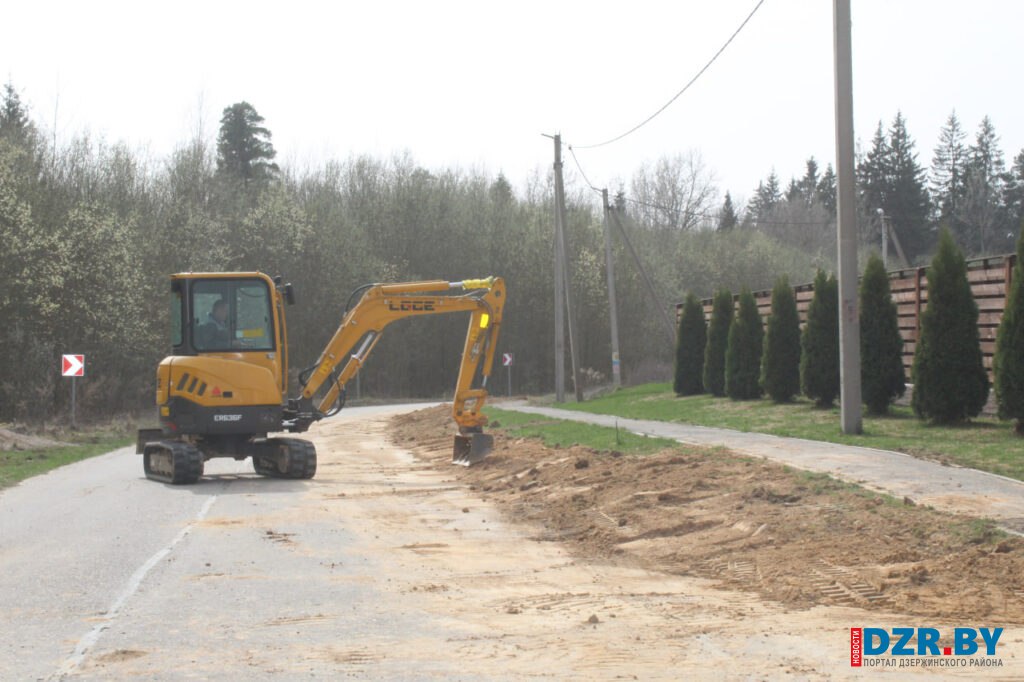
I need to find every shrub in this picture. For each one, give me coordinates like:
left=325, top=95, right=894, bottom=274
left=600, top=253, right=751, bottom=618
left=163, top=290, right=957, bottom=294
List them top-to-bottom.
left=995, top=228, right=1024, bottom=433
left=911, top=229, right=989, bottom=423
left=859, top=254, right=905, bottom=414
left=801, top=270, right=840, bottom=407
left=761, top=276, right=801, bottom=402
left=726, top=288, right=764, bottom=400
left=703, top=289, right=733, bottom=397
left=673, top=293, right=706, bottom=396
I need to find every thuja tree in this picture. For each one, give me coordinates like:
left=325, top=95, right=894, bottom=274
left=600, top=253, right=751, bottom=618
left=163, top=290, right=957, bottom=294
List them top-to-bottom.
left=995, top=228, right=1024, bottom=433
left=911, top=229, right=989, bottom=422
left=860, top=254, right=905, bottom=414
left=801, top=270, right=840, bottom=407
left=761, top=276, right=801, bottom=402
left=726, top=288, right=764, bottom=400
left=703, top=289, right=733, bottom=397
left=673, top=293, right=706, bottom=396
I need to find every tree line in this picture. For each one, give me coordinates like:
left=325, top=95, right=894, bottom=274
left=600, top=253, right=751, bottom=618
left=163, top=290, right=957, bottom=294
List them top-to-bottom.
left=2, top=79, right=1018, bottom=423
left=735, top=111, right=1024, bottom=264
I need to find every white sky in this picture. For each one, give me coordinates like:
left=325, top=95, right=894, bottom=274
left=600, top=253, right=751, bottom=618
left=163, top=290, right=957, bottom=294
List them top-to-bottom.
left=2, top=0, right=1021, bottom=205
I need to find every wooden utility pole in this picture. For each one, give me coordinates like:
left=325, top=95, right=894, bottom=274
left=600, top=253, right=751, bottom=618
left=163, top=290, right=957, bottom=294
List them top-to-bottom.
left=833, top=0, right=862, bottom=434
left=552, top=135, right=584, bottom=402
left=551, top=136, right=566, bottom=403
left=602, top=189, right=622, bottom=387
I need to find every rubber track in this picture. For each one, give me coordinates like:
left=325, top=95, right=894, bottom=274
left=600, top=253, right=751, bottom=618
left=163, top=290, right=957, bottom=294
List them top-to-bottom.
left=253, top=438, right=317, bottom=480
left=144, top=440, right=204, bottom=485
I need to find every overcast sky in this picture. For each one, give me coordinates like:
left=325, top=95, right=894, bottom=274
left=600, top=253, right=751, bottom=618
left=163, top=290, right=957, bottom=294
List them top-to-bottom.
left=3, top=0, right=1021, bottom=205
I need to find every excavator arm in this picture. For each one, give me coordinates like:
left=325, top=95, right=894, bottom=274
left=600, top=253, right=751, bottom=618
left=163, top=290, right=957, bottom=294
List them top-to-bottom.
left=285, top=277, right=505, bottom=464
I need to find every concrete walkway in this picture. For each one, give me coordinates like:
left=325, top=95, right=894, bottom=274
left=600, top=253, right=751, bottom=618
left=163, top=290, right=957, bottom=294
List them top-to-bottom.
left=501, top=402, right=1024, bottom=534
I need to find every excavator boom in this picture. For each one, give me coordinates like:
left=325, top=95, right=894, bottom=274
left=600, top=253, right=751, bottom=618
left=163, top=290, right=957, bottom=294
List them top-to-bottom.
left=288, top=276, right=505, bottom=464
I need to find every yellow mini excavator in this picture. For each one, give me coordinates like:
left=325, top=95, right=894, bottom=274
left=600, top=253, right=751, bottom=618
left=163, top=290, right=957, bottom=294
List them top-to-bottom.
left=136, top=272, right=505, bottom=484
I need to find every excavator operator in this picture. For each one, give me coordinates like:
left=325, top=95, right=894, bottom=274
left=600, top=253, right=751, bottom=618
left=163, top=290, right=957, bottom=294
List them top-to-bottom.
left=197, top=299, right=230, bottom=349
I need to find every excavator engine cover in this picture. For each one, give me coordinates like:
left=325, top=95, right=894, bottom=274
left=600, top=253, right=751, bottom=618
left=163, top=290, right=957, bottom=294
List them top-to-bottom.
left=452, top=432, right=493, bottom=466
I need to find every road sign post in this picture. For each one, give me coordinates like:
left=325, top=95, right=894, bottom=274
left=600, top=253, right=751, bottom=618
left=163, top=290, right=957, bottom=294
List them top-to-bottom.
left=502, top=353, right=514, bottom=397
left=62, top=354, right=85, bottom=429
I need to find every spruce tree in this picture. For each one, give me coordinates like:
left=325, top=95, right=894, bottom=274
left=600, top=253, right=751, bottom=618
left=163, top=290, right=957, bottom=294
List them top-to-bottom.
left=216, top=101, right=279, bottom=185
left=718, top=193, right=738, bottom=231
left=911, top=229, right=989, bottom=422
left=994, top=229, right=1024, bottom=433
left=859, top=255, right=905, bottom=413
left=801, top=270, right=840, bottom=407
left=761, top=276, right=801, bottom=402
left=703, top=289, right=733, bottom=396
left=726, top=289, right=763, bottom=400
left=673, top=293, right=706, bottom=396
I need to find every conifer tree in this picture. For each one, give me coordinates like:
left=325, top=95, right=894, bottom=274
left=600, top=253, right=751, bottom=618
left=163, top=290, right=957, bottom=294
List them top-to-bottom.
left=216, top=101, right=279, bottom=186
left=718, top=193, right=738, bottom=231
left=911, top=229, right=989, bottom=422
left=994, top=229, right=1024, bottom=433
left=859, top=255, right=905, bottom=413
left=801, top=270, right=840, bottom=407
left=761, top=276, right=801, bottom=402
left=703, top=289, right=733, bottom=396
left=726, top=289, right=763, bottom=400
left=673, top=293, right=706, bottom=396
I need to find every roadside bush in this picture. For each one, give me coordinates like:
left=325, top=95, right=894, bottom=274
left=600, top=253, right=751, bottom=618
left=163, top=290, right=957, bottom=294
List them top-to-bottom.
left=995, top=228, right=1024, bottom=433
left=911, top=229, right=989, bottom=423
left=859, top=255, right=905, bottom=414
left=801, top=270, right=840, bottom=407
left=761, top=276, right=801, bottom=402
left=726, top=288, right=764, bottom=400
left=703, top=289, right=733, bottom=396
left=673, top=293, right=706, bottom=395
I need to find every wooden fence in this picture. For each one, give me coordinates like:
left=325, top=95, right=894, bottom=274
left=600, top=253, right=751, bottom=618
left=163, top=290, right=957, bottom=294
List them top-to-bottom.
left=688, top=252, right=1017, bottom=380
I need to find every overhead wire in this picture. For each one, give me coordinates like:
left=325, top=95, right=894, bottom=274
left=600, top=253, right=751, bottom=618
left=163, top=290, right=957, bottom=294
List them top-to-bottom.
left=572, top=0, right=767, bottom=150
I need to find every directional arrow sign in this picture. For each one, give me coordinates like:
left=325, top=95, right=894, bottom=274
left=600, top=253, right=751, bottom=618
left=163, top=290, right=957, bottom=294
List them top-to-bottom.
left=502, top=353, right=514, bottom=367
left=62, top=354, right=85, bottom=377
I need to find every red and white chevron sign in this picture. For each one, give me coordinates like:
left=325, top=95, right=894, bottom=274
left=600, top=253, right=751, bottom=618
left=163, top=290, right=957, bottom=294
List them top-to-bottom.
left=61, top=354, right=85, bottom=377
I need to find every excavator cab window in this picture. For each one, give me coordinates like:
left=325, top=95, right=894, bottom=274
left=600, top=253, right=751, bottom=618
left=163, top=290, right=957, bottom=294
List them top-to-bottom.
left=192, top=279, right=275, bottom=352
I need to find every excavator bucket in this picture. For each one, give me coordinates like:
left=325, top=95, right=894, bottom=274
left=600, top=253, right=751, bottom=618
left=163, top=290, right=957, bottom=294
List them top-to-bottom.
left=452, top=432, right=493, bottom=466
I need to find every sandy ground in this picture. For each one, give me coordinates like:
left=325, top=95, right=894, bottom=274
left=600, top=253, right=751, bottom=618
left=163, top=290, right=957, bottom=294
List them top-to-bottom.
left=387, top=406, right=1024, bottom=678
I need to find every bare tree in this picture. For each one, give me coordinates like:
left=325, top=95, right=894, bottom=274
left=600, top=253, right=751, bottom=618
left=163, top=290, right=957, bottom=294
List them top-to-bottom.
left=629, top=151, right=718, bottom=230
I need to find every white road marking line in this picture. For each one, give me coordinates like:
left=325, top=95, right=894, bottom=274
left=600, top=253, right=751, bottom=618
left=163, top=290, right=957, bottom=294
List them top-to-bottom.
left=52, top=495, right=218, bottom=679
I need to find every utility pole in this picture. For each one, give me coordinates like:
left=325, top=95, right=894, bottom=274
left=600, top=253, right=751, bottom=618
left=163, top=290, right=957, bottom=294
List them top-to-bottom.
left=833, top=0, right=862, bottom=434
left=551, top=135, right=584, bottom=402
left=553, top=135, right=585, bottom=402
left=551, top=136, right=566, bottom=403
left=602, top=189, right=622, bottom=388
left=608, top=206, right=677, bottom=346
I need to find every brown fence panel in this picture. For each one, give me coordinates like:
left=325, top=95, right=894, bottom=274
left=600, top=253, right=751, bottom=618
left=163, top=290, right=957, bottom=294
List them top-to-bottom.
left=689, top=252, right=1018, bottom=382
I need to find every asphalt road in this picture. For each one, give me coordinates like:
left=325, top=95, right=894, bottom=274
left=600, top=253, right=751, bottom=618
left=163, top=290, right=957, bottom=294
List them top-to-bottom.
left=0, top=405, right=450, bottom=681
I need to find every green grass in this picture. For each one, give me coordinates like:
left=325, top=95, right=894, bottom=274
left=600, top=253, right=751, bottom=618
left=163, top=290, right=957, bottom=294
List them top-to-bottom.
left=550, top=382, right=1024, bottom=482
left=486, top=407, right=677, bottom=456
left=0, top=432, right=133, bottom=489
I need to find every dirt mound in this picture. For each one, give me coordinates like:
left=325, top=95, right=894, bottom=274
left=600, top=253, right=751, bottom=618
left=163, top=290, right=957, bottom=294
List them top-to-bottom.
left=392, top=406, right=1024, bottom=623
left=0, top=428, right=70, bottom=451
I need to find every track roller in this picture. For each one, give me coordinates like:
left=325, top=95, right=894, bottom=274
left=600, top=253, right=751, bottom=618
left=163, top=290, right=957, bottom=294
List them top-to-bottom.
left=252, top=438, right=317, bottom=479
left=143, top=440, right=204, bottom=485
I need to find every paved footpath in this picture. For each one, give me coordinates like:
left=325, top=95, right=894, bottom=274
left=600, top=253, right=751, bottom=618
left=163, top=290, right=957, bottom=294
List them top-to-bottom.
left=501, top=402, right=1024, bottom=534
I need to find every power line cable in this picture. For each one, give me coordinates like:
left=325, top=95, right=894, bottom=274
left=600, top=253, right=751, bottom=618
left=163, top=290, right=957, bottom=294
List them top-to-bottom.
left=573, top=0, right=766, bottom=150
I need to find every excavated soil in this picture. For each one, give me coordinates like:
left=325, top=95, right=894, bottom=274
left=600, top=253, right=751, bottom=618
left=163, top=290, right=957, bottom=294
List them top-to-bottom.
left=392, top=406, right=1024, bottom=624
